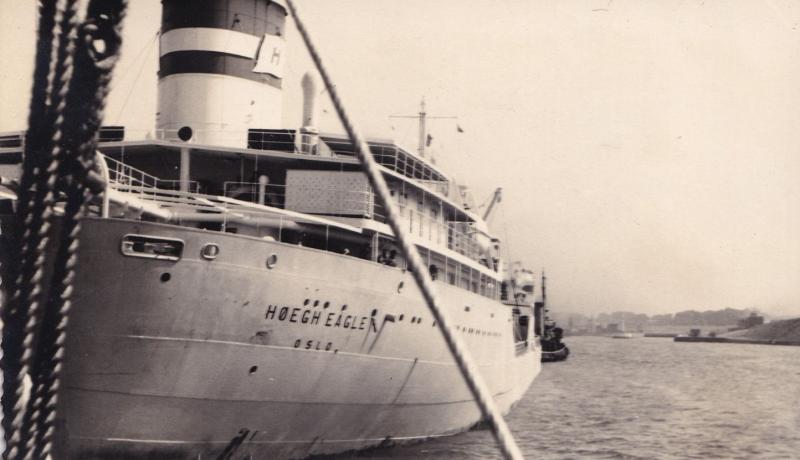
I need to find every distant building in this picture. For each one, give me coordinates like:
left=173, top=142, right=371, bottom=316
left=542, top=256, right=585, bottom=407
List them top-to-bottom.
left=737, top=313, right=764, bottom=329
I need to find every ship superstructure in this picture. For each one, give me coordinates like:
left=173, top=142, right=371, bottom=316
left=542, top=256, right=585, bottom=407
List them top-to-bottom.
left=0, top=1, right=541, bottom=458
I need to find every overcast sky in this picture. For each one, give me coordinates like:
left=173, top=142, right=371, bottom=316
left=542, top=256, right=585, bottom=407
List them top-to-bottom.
left=1, top=0, right=798, bottom=316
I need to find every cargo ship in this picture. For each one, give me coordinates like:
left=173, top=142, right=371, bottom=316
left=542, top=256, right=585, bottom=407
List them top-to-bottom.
left=0, top=1, right=541, bottom=458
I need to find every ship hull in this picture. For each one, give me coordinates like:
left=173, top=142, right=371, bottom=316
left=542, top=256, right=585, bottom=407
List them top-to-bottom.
left=56, top=218, right=540, bottom=459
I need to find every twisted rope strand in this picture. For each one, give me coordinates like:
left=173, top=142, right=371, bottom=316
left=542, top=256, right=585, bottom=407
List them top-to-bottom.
left=1, top=0, right=126, bottom=458
left=1, top=1, right=63, bottom=457
left=29, top=2, right=127, bottom=457
left=17, top=3, right=82, bottom=456
left=19, top=5, right=82, bottom=459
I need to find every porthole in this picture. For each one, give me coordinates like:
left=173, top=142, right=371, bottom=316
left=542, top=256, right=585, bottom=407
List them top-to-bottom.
left=178, top=126, right=193, bottom=141
left=201, top=243, right=220, bottom=260
left=266, top=253, right=278, bottom=269
left=160, top=272, right=171, bottom=283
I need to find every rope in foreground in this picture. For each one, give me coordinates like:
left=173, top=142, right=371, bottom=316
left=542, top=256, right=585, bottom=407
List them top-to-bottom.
left=1, top=1, right=127, bottom=458
left=285, top=1, right=525, bottom=459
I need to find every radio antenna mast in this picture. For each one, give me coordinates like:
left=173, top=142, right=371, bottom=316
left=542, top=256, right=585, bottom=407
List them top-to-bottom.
left=389, top=97, right=456, bottom=157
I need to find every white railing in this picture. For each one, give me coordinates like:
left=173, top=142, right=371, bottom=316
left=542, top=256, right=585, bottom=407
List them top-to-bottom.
left=93, top=128, right=453, bottom=201
left=104, top=154, right=161, bottom=203
left=99, top=155, right=500, bottom=300
left=104, top=155, right=199, bottom=196
left=415, top=178, right=450, bottom=196
left=218, top=179, right=486, bottom=265
left=157, top=180, right=200, bottom=193
left=223, top=181, right=285, bottom=208
left=395, top=201, right=487, bottom=264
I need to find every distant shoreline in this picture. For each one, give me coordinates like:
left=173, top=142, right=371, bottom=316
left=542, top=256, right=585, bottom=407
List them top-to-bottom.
left=674, top=317, right=800, bottom=347
left=674, top=336, right=800, bottom=347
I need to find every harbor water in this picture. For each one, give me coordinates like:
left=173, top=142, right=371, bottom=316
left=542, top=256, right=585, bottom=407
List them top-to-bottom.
left=337, top=336, right=800, bottom=459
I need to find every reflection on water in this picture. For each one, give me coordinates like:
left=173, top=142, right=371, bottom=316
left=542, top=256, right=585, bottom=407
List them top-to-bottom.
left=342, top=336, right=800, bottom=459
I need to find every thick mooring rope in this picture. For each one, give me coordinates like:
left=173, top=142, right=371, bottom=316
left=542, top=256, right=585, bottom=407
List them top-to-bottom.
left=0, top=1, right=127, bottom=458
left=2, top=1, right=77, bottom=457
left=20, top=2, right=84, bottom=457
left=285, top=2, right=525, bottom=459
left=27, top=4, right=127, bottom=458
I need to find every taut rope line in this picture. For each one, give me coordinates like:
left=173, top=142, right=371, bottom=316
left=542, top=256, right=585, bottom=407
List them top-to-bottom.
left=286, top=1, right=525, bottom=459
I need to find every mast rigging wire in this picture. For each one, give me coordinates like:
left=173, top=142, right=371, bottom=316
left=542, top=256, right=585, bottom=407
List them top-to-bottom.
left=285, top=1, right=525, bottom=459
left=112, top=28, right=159, bottom=123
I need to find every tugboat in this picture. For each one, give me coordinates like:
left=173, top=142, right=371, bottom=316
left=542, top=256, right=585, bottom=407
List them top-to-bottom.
left=0, top=1, right=541, bottom=458
left=535, top=273, right=570, bottom=363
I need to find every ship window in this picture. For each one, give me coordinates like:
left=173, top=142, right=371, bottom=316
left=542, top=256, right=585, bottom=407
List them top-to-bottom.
left=121, top=234, right=184, bottom=261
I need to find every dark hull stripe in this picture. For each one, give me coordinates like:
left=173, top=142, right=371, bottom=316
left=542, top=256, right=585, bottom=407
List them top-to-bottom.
left=161, top=0, right=286, bottom=37
left=159, top=50, right=282, bottom=88
left=68, top=384, right=512, bottom=407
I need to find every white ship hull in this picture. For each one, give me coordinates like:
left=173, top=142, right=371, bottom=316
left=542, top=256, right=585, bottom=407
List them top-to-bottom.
left=58, top=218, right=541, bottom=459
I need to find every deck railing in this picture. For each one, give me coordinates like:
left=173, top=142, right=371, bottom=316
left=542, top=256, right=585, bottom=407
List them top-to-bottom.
left=99, top=154, right=499, bottom=300
left=104, top=155, right=199, bottom=195
left=219, top=179, right=487, bottom=265
left=219, top=180, right=486, bottom=263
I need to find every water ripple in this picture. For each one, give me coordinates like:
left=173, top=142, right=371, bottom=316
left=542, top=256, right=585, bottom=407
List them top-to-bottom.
left=345, top=336, right=800, bottom=459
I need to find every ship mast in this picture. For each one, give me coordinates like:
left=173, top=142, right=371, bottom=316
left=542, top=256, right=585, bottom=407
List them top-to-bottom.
left=390, top=97, right=456, bottom=158
left=418, top=98, right=427, bottom=157
left=541, top=270, right=547, bottom=308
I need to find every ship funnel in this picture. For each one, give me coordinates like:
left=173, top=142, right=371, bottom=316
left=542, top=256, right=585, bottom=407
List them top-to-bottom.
left=157, top=0, right=288, bottom=148
left=299, top=72, right=319, bottom=154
